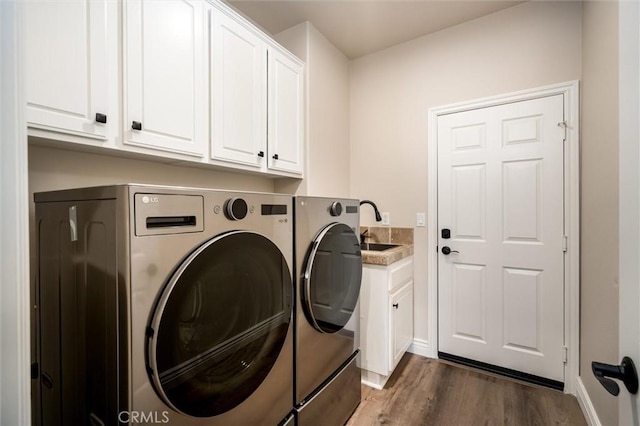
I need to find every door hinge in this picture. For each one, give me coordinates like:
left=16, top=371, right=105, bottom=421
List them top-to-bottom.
left=557, top=121, right=567, bottom=141
left=563, top=235, right=568, bottom=252
left=563, top=346, right=568, bottom=364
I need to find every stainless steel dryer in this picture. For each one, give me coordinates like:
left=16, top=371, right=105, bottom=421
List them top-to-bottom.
left=33, top=184, right=294, bottom=426
left=293, top=196, right=362, bottom=425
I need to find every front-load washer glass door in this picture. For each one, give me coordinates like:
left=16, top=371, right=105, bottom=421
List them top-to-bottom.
left=303, top=223, right=362, bottom=333
left=147, top=231, right=292, bottom=418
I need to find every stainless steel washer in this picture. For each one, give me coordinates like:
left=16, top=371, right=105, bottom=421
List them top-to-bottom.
left=33, top=184, right=294, bottom=425
left=293, top=196, right=362, bottom=425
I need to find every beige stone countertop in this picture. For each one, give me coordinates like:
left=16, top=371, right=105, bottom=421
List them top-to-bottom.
left=361, top=244, right=414, bottom=266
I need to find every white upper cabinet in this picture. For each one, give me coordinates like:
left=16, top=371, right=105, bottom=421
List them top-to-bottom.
left=24, top=0, right=304, bottom=177
left=25, top=0, right=117, bottom=144
left=124, top=0, right=207, bottom=158
left=210, top=4, right=304, bottom=176
left=210, top=6, right=267, bottom=168
left=268, top=49, right=304, bottom=175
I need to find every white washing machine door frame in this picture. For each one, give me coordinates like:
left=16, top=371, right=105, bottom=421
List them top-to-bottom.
left=302, top=222, right=362, bottom=334
left=147, top=230, right=293, bottom=418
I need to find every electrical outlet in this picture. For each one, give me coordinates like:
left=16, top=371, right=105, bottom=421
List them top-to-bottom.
left=381, top=212, right=390, bottom=226
left=416, top=213, right=426, bottom=227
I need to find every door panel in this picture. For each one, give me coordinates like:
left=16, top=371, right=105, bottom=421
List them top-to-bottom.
left=438, top=94, right=565, bottom=382
left=452, top=263, right=486, bottom=343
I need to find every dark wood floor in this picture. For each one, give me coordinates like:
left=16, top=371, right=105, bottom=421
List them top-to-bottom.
left=347, top=354, right=586, bottom=426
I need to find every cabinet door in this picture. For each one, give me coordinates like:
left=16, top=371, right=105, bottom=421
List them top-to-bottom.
left=25, top=0, right=114, bottom=142
left=124, top=0, right=207, bottom=157
left=210, top=8, right=267, bottom=168
left=267, top=49, right=304, bottom=175
left=390, top=282, right=414, bottom=371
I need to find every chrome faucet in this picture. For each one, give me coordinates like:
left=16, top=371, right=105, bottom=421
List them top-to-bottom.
left=359, top=200, right=382, bottom=222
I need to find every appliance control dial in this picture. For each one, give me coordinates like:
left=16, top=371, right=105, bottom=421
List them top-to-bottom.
left=224, top=198, right=248, bottom=221
left=329, top=202, right=343, bottom=217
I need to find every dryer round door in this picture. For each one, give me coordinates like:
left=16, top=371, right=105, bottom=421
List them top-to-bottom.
left=302, top=222, right=362, bottom=333
left=147, top=231, right=292, bottom=418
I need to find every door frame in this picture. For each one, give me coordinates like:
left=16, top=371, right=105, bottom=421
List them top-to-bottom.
left=1, top=0, right=32, bottom=424
left=618, top=0, right=640, bottom=423
left=426, top=80, right=580, bottom=394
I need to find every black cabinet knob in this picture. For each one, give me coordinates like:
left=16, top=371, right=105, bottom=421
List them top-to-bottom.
left=95, top=113, right=107, bottom=124
left=132, top=121, right=142, bottom=131
left=258, top=151, right=265, bottom=158
left=272, top=154, right=279, bottom=160
left=392, top=303, right=399, bottom=309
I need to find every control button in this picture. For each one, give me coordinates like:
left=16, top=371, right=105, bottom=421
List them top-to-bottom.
left=224, top=198, right=248, bottom=221
left=330, top=202, right=343, bottom=217
left=213, top=205, right=221, bottom=214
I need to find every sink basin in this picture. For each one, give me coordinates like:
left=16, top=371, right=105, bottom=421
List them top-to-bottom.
left=360, top=243, right=400, bottom=251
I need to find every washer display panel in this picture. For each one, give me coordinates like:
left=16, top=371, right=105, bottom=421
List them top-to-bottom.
left=303, top=223, right=362, bottom=333
left=148, top=231, right=292, bottom=418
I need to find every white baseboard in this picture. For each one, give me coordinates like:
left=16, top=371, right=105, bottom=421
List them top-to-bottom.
left=407, top=338, right=434, bottom=358
left=576, top=376, right=602, bottom=426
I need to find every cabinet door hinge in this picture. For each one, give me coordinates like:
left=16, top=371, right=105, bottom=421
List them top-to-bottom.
left=557, top=121, right=567, bottom=141
left=563, top=235, right=568, bottom=252
left=563, top=346, right=568, bottom=364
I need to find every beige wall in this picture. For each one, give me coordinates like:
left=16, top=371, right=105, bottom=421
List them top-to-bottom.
left=349, top=0, right=582, bottom=352
left=580, top=2, right=619, bottom=425
left=275, top=22, right=351, bottom=198
left=28, top=144, right=275, bottom=227
left=28, top=144, right=275, bottom=192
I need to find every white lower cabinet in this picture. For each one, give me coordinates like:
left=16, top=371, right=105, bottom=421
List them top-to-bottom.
left=360, top=256, right=414, bottom=390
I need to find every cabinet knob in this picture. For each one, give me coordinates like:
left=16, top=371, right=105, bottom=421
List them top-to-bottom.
left=95, top=113, right=107, bottom=124
left=131, top=121, right=142, bottom=131
left=258, top=151, right=265, bottom=158
left=272, top=154, right=279, bottom=160
left=393, top=303, right=399, bottom=309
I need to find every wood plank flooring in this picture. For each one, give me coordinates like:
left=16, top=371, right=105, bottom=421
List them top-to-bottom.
left=347, top=354, right=586, bottom=426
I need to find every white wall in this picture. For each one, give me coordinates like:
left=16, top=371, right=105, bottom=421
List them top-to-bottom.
left=349, top=0, right=582, bottom=355
left=581, top=2, right=619, bottom=425
left=275, top=22, right=351, bottom=198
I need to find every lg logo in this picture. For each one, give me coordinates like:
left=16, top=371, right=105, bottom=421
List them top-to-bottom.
left=141, top=195, right=159, bottom=204
left=118, top=411, right=170, bottom=424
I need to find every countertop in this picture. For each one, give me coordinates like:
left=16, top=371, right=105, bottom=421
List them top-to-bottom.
left=361, top=244, right=413, bottom=266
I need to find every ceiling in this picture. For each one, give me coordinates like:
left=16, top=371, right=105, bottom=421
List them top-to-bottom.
left=226, top=0, right=524, bottom=59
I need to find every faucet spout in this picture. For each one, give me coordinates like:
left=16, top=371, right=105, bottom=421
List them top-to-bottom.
left=359, top=200, right=382, bottom=222
left=360, top=228, right=369, bottom=244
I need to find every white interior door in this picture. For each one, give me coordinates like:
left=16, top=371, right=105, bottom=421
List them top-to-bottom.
left=437, top=94, right=566, bottom=383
